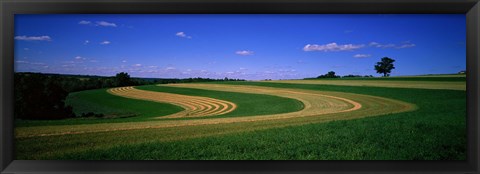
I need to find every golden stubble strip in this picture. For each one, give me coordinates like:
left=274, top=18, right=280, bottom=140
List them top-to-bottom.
left=16, top=84, right=416, bottom=138
left=107, top=86, right=237, bottom=118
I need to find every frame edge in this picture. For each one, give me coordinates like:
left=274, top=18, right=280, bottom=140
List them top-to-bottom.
left=466, top=1, right=480, bottom=173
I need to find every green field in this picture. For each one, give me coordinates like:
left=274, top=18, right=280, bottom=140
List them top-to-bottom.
left=15, top=76, right=466, bottom=160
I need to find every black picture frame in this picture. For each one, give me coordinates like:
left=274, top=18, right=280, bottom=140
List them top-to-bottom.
left=1, top=0, right=479, bottom=173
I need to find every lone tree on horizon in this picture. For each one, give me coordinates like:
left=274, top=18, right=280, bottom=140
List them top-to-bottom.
left=374, top=57, right=395, bottom=77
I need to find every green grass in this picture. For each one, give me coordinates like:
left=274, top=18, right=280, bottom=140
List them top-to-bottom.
left=15, top=82, right=466, bottom=160
left=135, top=85, right=304, bottom=119
left=55, top=111, right=465, bottom=160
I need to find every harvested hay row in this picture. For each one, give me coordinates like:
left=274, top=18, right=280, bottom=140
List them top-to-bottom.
left=16, top=84, right=415, bottom=138
left=107, top=87, right=237, bottom=118
left=187, top=98, right=228, bottom=116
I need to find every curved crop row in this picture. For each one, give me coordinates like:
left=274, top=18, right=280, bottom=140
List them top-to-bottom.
left=108, top=86, right=236, bottom=118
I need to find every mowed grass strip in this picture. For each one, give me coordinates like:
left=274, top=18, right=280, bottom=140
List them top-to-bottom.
left=266, top=79, right=466, bottom=90
left=15, top=82, right=465, bottom=160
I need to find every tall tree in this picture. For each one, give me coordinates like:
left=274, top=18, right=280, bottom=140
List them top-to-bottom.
left=375, top=57, right=396, bottom=77
left=326, top=71, right=337, bottom=78
left=115, top=72, right=132, bottom=86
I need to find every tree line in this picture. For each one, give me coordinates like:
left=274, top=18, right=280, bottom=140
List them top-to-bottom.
left=310, top=57, right=396, bottom=79
left=305, top=71, right=374, bottom=79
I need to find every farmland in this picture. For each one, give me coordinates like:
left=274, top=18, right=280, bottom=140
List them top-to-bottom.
left=15, top=76, right=466, bottom=160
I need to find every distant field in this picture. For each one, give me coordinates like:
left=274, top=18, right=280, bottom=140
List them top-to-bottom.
left=395, top=74, right=465, bottom=78
left=15, top=76, right=466, bottom=160
left=306, top=76, right=466, bottom=82
left=267, top=79, right=465, bottom=90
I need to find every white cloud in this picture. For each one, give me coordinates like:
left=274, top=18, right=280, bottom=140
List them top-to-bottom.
left=79, top=20, right=91, bottom=25
left=80, top=20, right=118, bottom=27
left=96, top=21, right=117, bottom=27
left=176, top=32, right=192, bottom=39
left=176, top=32, right=186, bottom=37
left=15, top=35, right=52, bottom=41
left=84, top=40, right=90, bottom=45
left=100, top=41, right=111, bottom=45
left=369, top=41, right=415, bottom=49
left=369, top=42, right=396, bottom=48
left=369, top=42, right=380, bottom=46
left=303, top=43, right=364, bottom=52
left=397, top=43, right=416, bottom=48
left=23, top=48, right=29, bottom=51
left=235, top=50, right=254, bottom=56
left=353, top=54, right=371, bottom=58
left=74, top=56, right=86, bottom=60
left=16, top=60, right=29, bottom=63
left=122, top=60, right=127, bottom=63
left=63, top=61, right=76, bottom=64
left=31, top=62, right=46, bottom=65
left=133, top=64, right=142, bottom=67
left=165, top=67, right=176, bottom=70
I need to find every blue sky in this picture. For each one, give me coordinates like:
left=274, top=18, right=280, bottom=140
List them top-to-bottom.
left=14, top=14, right=465, bottom=80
